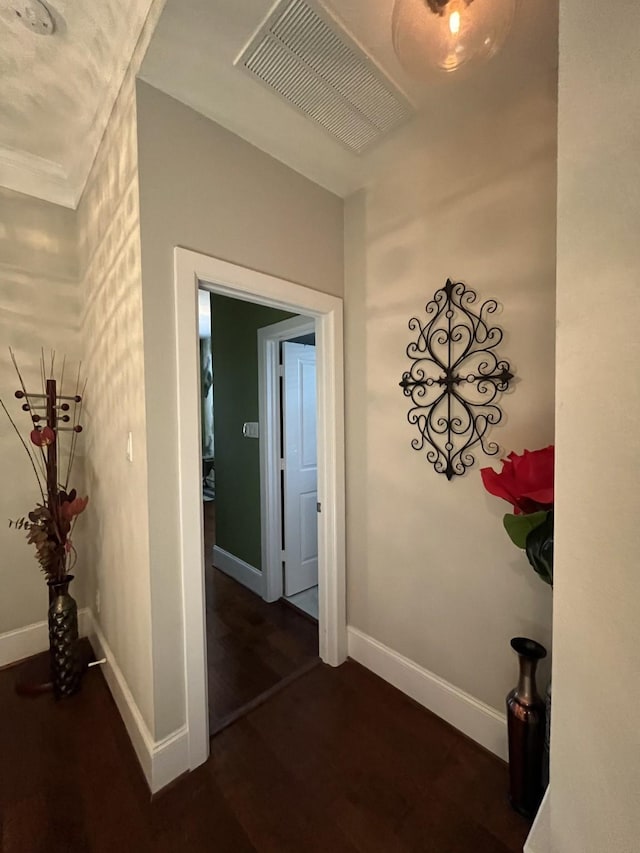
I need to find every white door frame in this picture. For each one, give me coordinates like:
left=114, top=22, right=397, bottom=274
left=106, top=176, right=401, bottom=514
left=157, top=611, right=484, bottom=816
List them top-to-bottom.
left=174, top=247, right=347, bottom=773
left=258, top=315, right=316, bottom=604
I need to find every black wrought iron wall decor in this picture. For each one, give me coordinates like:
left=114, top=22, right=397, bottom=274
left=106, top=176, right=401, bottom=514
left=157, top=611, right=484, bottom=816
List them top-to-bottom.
left=399, top=279, right=514, bottom=480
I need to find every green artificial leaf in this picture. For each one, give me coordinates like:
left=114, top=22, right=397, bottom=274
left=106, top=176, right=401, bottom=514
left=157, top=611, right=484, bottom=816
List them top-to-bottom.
left=503, top=511, right=548, bottom=549
left=525, top=511, right=554, bottom=587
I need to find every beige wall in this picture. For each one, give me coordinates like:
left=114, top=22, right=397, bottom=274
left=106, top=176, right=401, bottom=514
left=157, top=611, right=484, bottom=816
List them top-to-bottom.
left=550, top=0, right=640, bottom=849
left=344, top=35, right=557, bottom=710
left=77, top=70, right=154, bottom=732
left=135, top=81, right=344, bottom=738
left=0, top=187, right=84, bottom=634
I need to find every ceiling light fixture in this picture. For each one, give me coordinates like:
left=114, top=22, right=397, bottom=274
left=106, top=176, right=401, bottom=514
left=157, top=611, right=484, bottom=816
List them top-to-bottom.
left=11, top=0, right=54, bottom=35
left=392, top=0, right=515, bottom=78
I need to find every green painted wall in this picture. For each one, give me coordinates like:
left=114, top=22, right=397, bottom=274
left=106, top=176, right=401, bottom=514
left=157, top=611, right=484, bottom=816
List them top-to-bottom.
left=211, top=294, right=293, bottom=570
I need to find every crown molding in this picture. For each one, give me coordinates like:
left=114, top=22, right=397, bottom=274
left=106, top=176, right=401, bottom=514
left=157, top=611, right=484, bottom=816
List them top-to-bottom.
left=0, top=0, right=167, bottom=210
left=0, top=145, right=77, bottom=208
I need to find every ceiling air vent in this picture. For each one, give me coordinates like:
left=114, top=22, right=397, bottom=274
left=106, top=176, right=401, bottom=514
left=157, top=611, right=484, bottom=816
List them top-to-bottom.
left=236, top=0, right=413, bottom=155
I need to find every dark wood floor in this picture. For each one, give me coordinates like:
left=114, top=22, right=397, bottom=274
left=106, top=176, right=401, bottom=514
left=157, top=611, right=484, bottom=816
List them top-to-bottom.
left=204, top=501, right=319, bottom=732
left=0, top=652, right=530, bottom=852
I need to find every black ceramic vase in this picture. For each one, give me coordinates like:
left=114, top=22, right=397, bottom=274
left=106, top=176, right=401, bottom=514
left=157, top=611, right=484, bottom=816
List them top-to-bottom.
left=48, top=574, right=82, bottom=698
left=506, top=637, right=547, bottom=818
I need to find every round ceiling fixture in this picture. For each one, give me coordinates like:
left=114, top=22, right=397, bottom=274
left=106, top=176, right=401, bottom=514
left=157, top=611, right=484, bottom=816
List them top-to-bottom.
left=11, top=0, right=54, bottom=35
left=392, top=0, right=515, bottom=78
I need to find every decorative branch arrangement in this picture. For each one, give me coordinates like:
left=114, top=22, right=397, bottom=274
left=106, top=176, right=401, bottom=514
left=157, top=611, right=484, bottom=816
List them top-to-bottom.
left=399, top=279, right=514, bottom=479
left=1, top=349, right=87, bottom=583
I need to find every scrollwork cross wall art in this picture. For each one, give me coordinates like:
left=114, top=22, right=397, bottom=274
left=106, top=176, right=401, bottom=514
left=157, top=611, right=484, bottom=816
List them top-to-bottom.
left=399, top=279, right=514, bottom=480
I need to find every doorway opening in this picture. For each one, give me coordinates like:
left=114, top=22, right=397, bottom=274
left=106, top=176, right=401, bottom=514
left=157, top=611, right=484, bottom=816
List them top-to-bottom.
left=175, top=248, right=346, bottom=772
left=199, top=291, right=320, bottom=733
left=258, top=314, right=320, bottom=621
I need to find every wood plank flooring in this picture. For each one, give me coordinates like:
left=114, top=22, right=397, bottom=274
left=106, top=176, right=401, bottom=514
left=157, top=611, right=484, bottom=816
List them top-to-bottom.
left=203, top=501, right=319, bottom=732
left=0, top=653, right=531, bottom=852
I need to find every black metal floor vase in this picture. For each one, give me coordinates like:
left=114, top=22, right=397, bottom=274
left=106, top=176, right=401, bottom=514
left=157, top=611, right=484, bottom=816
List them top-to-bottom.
left=399, top=279, right=514, bottom=479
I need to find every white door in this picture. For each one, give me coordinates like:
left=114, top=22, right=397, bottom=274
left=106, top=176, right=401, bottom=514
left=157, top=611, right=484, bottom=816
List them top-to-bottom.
left=282, top=341, right=318, bottom=596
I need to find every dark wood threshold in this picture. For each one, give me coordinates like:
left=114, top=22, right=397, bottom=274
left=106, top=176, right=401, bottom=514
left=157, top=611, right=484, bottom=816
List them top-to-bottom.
left=209, top=656, right=321, bottom=737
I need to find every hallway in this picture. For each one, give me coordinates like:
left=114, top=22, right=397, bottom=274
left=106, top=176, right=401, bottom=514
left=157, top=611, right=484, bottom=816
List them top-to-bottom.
left=0, top=653, right=531, bottom=852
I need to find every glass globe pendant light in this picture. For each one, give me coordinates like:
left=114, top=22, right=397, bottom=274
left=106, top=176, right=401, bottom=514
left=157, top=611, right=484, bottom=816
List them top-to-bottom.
left=392, top=0, right=516, bottom=78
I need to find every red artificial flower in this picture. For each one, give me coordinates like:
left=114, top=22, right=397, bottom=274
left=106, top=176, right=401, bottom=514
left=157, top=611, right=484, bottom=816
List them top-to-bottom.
left=30, top=426, right=56, bottom=447
left=480, top=446, right=554, bottom=515
left=60, top=495, right=89, bottom=523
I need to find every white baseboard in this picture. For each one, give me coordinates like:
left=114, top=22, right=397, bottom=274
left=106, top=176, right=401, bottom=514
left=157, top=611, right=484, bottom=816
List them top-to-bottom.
left=213, top=545, right=263, bottom=596
left=0, top=607, right=91, bottom=668
left=1, top=608, right=192, bottom=792
left=88, top=611, right=189, bottom=793
left=347, top=626, right=508, bottom=761
left=524, top=787, right=550, bottom=853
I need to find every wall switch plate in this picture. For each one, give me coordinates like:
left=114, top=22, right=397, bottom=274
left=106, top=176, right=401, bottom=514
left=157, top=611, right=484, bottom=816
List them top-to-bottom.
left=242, top=422, right=259, bottom=439
left=126, top=431, right=133, bottom=462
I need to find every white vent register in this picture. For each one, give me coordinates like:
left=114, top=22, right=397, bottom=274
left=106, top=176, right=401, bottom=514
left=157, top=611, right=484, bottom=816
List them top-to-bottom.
left=236, top=0, right=413, bottom=154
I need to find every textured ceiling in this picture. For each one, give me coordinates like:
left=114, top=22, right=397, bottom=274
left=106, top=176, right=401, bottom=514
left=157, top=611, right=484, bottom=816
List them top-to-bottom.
left=0, top=0, right=156, bottom=207
left=0, top=0, right=558, bottom=206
